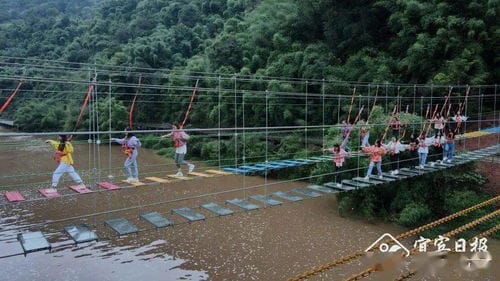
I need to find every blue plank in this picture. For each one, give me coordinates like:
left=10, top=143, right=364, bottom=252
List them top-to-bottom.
left=269, top=161, right=296, bottom=167
left=254, top=163, right=284, bottom=170
left=239, top=165, right=267, bottom=171
left=223, top=167, right=252, bottom=174
left=291, top=188, right=322, bottom=198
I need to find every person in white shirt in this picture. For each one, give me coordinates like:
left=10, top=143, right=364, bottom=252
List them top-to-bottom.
left=417, top=135, right=435, bottom=168
left=385, top=137, right=406, bottom=175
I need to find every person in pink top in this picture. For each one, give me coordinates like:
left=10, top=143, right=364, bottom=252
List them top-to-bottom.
left=161, top=122, right=194, bottom=177
left=363, top=139, right=387, bottom=179
left=324, top=144, right=350, bottom=187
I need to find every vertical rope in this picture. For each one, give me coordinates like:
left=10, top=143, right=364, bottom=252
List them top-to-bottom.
left=95, top=68, right=101, bottom=183
left=234, top=75, right=238, bottom=169
left=218, top=76, right=221, bottom=169
left=108, top=78, right=112, bottom=178
left=322, top=79, right=325, bottom=150
left=305, top=81, right=308, bottom=159
left=495, top=84, right=498, bottom=146
left=412, top=85, right=416, bottom=134
left=477, top=87, right=482, bottom=149
left=242, top=88, right=246, bottom=198
left=265, top=89, right=269, bottom=197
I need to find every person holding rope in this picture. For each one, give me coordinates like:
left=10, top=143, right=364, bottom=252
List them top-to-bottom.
left=432, top=113, right=446, bottom=137
left=390, top=116, right=400, bottom=138
left=161, top=122, right=194, bottom=177
left=111, top=127, right=141, bottom=183
left=443, top=131, right=455, bottom=162
left=417, top=134, right=435, bottom=168
left=45, top=135, right=85, bottom=192
left=385, top=137, right=405, bottom=175
left=363, top=139, right=387, bottom=179
left=324, top=143, right=350, bottom=188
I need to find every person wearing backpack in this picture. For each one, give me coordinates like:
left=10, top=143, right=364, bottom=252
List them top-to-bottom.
left=162, top=122, right=194, bottom=177
left=45, top=135, right=85, bottom=192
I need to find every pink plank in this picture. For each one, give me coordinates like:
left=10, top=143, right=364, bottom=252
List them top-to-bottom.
left=97, top=182, right=121, bottom=190
left=68, top=184, right=92, bottom=194
left=39, top=188, right=61, bottom=198
left=5, top=191, right=25, bottom=202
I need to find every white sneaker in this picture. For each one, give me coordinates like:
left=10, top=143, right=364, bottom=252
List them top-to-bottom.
left=443, top=157, right=447, bottom=161
left=447, top=159, right=451, bottom=163
left=188, top=164, right=195, bottom=173
left=394, top=169, right=399, bottom=175
left=390, top=171, right=395, bottom=175
left=175, top=172, right=184, bottom=177
left=378, top=175, right=383, bottom=179
left=364, top=176, right=370, bottom=180
left=126, top=177, right=134, bottom=183
left=130, top=178, right=139, bottom=183
left=75, top=183, right=86, bottom=188
left=336, top=183, right=342, bottom=188
left=45, top=188, right=57, bottom=193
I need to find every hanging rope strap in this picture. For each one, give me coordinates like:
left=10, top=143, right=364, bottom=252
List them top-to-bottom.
left=129, top=75, right=142, bottom=128
left=73, top=78, right=96, bottom=131
left=180, top=79, right=199, bottom=129
left=0, top=80, right=24, bottom=114
left=366, top=85, right=379, bottom=124
left=457, top=86, right=470, bottom=115
left=346, top=87, right=356, bottom=124
left=439, top=87, right=453, bottom=116
left=381, top=104, right=398, bottom=142
left=424, top=104, right=439, bottom=136
left=398, top=105, right=410, bottom=141
left=341, top=106, right=365, bottom=148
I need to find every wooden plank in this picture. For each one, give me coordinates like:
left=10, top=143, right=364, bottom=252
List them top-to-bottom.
left=205, top=169, right=233, bottom=175
left=188, top=172, right=215, bottom=177
left=166, top=174, right=194, bottom=181
left=145, top=177, right=171, bottom=183
left=121, top=180, right=146, bottom=186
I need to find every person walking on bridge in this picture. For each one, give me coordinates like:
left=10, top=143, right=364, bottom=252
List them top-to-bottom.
left=161, top=122, right=194, bottom=177
left=111, top=127, right=141, bottom=183
left=45, top=135, right=85, bottom=193
left=363, top=139, right=387, bottom=179
left=324, top=144, right=350, bottom=188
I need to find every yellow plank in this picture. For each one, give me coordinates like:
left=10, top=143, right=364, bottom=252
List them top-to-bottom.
left=464, top=131, right=491, bottom=138
left=205, top=169, right=233, bottom=176
left=188, top=172, right=215, bottom=177
left=166, top=174, right=194, bottom=181
left=145, top=177, right=171, bottom=183
left=121, top=180, right=146, bottom=186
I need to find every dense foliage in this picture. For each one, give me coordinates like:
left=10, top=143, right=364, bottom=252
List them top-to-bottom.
left=0, top=0, right=497, bottom=132
left=336, top=163, right=499, bottom=239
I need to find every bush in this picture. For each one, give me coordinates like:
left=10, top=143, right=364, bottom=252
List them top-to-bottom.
left=157, top=147, right=175, bottom=156
left=398, top=203, right=431, bottom=227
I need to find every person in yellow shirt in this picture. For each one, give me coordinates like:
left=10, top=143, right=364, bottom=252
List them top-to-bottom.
left=45, top=135, right=84, bottom=192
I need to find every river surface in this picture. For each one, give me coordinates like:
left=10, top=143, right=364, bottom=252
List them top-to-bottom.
left=0, top=128, right=498, bottom=281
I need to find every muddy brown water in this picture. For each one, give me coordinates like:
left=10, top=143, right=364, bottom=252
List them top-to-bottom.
left=0, top=129, right=498, bottom=281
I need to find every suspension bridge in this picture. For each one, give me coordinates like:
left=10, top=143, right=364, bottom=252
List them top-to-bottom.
left=0, top=57, right=498, bottom=280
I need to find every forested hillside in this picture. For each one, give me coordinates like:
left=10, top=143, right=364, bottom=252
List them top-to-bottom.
left=0, top=0, right=497, bottom=130
left=1, top=0, right=497, bottom=83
